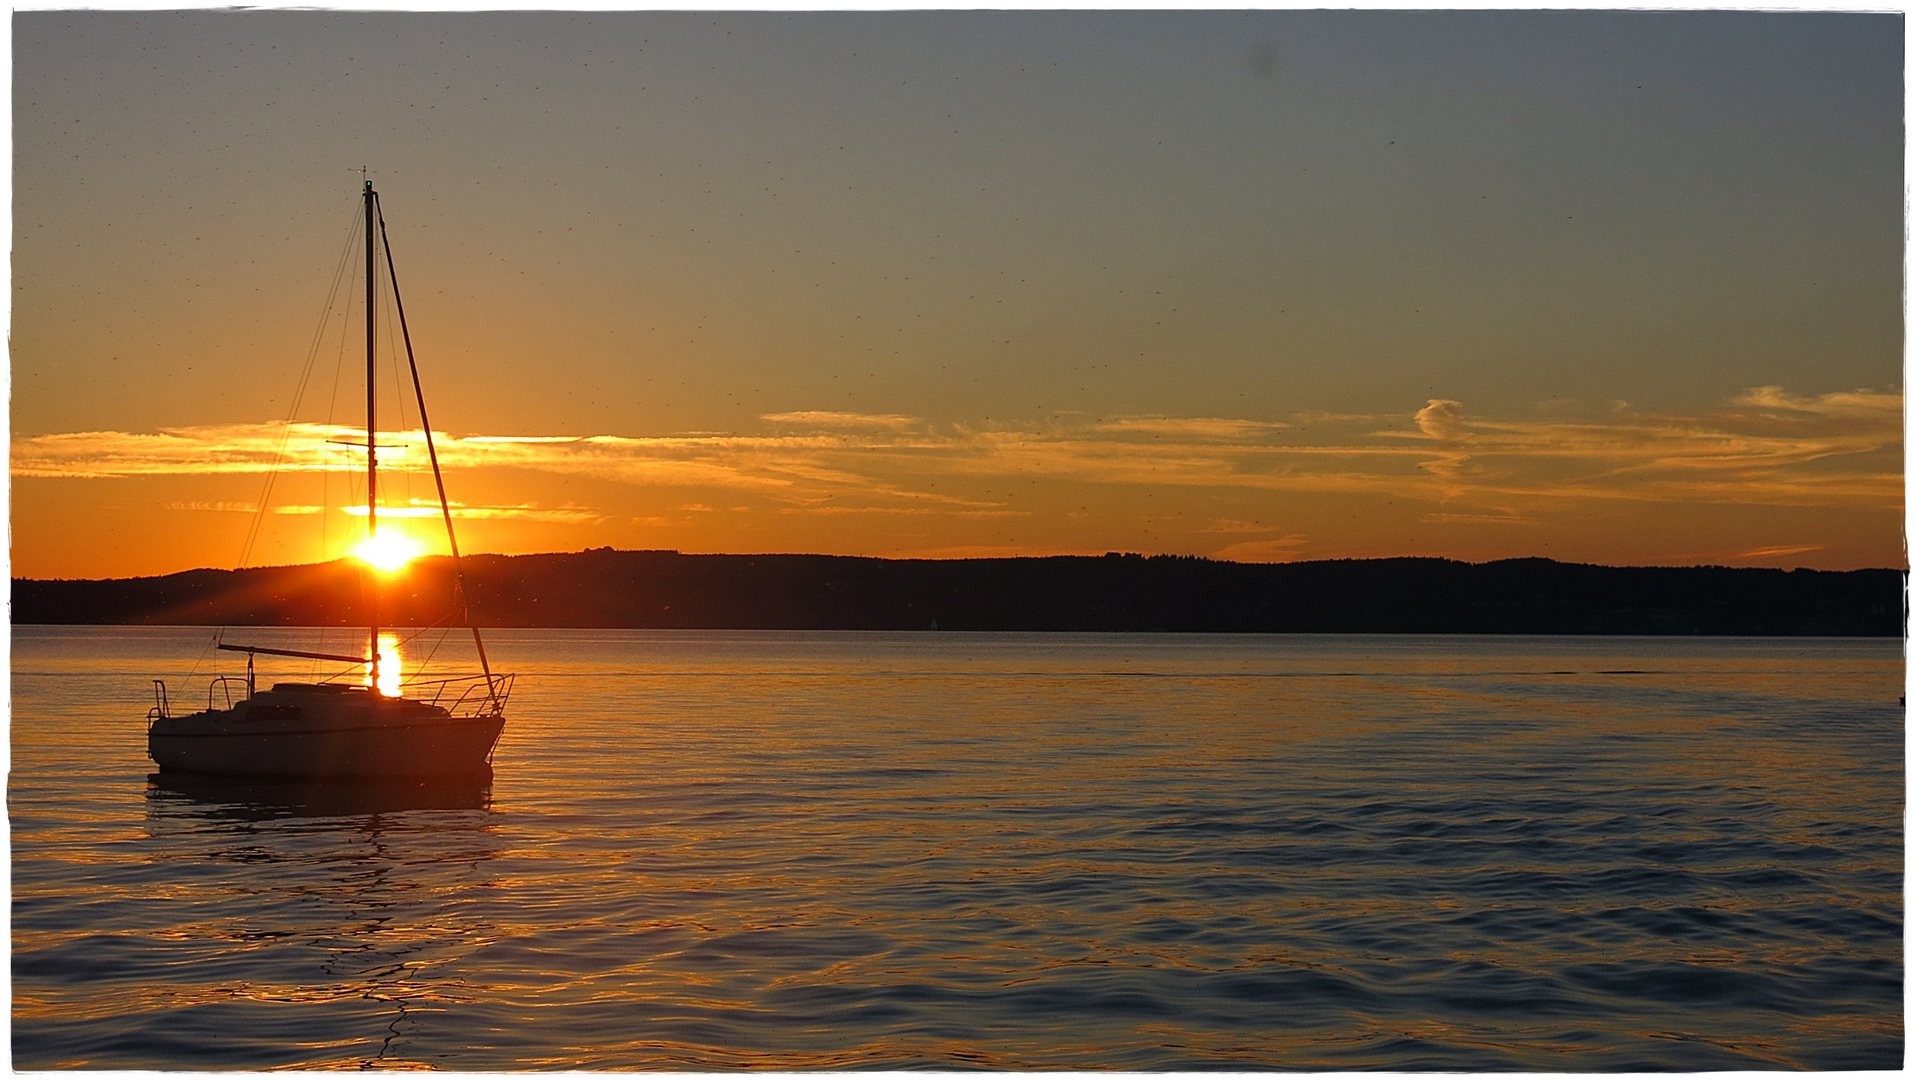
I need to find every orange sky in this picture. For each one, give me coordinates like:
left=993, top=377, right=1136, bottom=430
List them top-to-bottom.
left=11, top=12, right=1905, bottom=579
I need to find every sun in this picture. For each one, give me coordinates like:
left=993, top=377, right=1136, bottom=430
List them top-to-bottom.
left=354, top=530, right=422, bottom=572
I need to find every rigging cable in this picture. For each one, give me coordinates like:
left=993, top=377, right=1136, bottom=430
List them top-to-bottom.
left=375, top=194, right=500, bottom=702
left=196, top=202, right=363, bottom=682
left=235, top=202, right=365, bottom=574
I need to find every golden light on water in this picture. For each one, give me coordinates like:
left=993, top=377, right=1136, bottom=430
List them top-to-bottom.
left=354, top=531, right=421, bottom=573
left=366, top=633, right=402, bottom=697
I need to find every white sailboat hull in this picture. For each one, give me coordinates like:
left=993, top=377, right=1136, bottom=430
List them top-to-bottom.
left=148, top=684, right=504, bottom=778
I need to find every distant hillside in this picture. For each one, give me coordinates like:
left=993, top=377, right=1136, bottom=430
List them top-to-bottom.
left=11, top=550, right=1904, bottom=635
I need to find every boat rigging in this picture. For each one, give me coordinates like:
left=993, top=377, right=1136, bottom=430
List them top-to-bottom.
left=146, top=179, right=512, bottom=778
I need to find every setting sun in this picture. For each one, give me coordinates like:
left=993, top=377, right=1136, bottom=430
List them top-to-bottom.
left=354, top=531, right=421, bottom=573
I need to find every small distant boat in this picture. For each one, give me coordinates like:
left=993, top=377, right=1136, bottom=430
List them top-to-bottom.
left=147, top=179, right=512, bottom=778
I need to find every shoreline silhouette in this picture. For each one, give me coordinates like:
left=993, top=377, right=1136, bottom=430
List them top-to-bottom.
left=12, top=550, right=1902, bottom=636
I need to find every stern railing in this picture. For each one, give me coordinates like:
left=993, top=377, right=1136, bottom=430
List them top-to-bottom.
left=401, top=672, right=515, bottom=717
left=148, top=679, right=171, bottom=729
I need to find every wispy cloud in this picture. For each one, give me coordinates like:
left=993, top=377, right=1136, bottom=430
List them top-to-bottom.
left=1730, top=386, right=1902, bottom=422
left=16, top=388, right=1900, bottom=518
left=1375, top=389, right=1902, bottom=506
left=1413, top=399, right=1469, bottom=442
left=760, top=411, right=922, bottom=431
left=1092, top=416, right=1289, bottom=441
left=16, top=423, right=354, bottom=478
left=159, top=494, right=606, bottom=524
left=160, top=500, right=313, bottom=514
left=380, top=502, right=608, bottom=524
left=777, top=503, right=1025, bottom=517
left=1420, top=510, right=1538, bottom=527
left=1199, top=519, right=1276, bottom=534
left=1213, top=536, right=1311, bottom=563
left=1733, top=543, right=1828, bottom=560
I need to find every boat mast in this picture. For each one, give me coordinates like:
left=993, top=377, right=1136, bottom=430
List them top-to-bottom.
left=364, top=176, right=381, bottom=690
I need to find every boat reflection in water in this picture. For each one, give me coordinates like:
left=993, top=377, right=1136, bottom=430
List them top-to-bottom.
left=139, top=768, right=503, bottom=1069
left=146, top=768, right=493, bottom=819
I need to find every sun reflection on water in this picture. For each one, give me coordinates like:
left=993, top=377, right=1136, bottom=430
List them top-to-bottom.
left=365, top=633, right=402, bottom=696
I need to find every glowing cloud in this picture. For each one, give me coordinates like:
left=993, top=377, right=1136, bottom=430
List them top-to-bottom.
left=15, top=388, right=1902, bottom=520
left=1414, top=400, right=1469, bottom=442
left=761, top=411, right=923, bottom=431
left=1093, top=417, right=1290, bottom=441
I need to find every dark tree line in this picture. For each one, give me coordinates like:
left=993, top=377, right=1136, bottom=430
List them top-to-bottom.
left=12, top=550, right=1903, bottom=635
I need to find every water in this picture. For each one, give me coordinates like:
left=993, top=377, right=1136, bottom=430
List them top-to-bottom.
left=11, top=627, right=1903, bottom=1070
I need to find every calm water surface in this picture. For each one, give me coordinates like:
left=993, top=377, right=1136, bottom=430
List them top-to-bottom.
left=11, top=628, right=1904, bottom=1069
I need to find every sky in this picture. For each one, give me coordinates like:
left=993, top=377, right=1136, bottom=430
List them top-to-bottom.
left=10, top=9, right=1905, bottom=579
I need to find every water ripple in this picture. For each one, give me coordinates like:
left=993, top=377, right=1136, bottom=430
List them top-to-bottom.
left=11, top=629, right=1903, bottom=1069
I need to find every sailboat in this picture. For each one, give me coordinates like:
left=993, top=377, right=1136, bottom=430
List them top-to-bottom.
left=146, top=179, right=512, bottom=778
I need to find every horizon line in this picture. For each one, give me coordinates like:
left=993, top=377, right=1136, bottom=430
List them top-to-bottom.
left=13, top=548, right=1905, bottom=584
